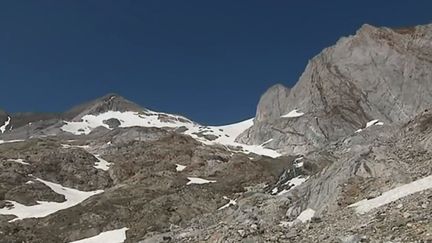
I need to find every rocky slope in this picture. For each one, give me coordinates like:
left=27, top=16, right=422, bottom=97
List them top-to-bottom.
left=1, top=23, right=432, bottom=243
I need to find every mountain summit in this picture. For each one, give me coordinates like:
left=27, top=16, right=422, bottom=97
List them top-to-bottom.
left=63, top=94, right=145, bottom=121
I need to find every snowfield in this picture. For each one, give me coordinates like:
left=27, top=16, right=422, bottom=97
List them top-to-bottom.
left=61, top=111, right=281, bottom=158
left=61, top=111, right=195, bottom=135
left=349, top=175, right=432, bottom=214
left=0, top=178, right=103, bottom=221
left=69, top=227, right=128, bottom=243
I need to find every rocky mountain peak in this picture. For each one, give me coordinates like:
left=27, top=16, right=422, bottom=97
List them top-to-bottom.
left=256, top=84, right=291, bottom=122
left=64, top=93, right=145, bottom=121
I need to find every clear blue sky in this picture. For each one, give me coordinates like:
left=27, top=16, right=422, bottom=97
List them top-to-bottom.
left=1, top=1, right=431, bottom=124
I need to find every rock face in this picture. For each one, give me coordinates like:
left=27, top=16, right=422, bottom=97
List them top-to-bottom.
left=237, top=23, right=432, bottom=154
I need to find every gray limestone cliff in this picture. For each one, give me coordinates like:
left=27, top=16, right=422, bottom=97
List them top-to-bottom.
left=237, top=23, right=432, bottom=155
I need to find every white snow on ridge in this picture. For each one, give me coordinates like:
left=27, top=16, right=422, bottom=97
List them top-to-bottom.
left=281, top=109, right=304, bottom=118
left=61, top=111, right=281, bottom=158
left=61, top=111, right=194, bottom=135
left=0, top=116, right=11, bottom=133
left=349, top=175, right=432, bottom=214
left=186, top=177, right=216, bottom=185
left=0, top=178, right=104, bottom=221
left=69, top=227, right=128, bottom=243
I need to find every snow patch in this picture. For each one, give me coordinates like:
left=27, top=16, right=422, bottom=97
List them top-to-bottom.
left=281, top=109, right=304, bottom=118
left=0, top=116, right=10, bottom=133
left=197, top=119, right=281, bottom=157
left=355, top=119, right=384, bottom=133
left=366, top=119, right=380, bottom=128
left=260, top=138, right=273, bottom=146
left=0, top=139, right=24, bottom=144
left=60, top=144, right=111, bottom=170
left=61, top=144, right=90, bottom=149
left=94, top=155, right=111, bottom=171
left=293, top=157, right=304, bottom=168
left=7, top=159, right=30, bottom=165
left=294, top=162, right=304, bottom=168
left=176, top=164, right=186, bottom=172
left=349, top=175, right=432, bottom=214
left=277, top=176, right=308, bottom=195
left=283, top=176, right=308, bottom=187
left=186, top=177, right=216, bottom=185
left=0, top=178, right=104, bottom=222
left=218, top=196, right=237, bottom=210
left=280, top=208, right=316, bottom=227
left=296, top=208, right=315, bottom=223
left=69, top=227, right=128, bottom=243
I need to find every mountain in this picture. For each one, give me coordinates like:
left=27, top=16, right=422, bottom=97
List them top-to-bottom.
left=1, top=23, right=432, bottom=243
left=237, top=23, right=432, bottom=155
left=0, top=94, right=279, bottom=157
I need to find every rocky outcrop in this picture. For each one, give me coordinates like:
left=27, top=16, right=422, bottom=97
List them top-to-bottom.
left=237, top=23, right=432, bottom=155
